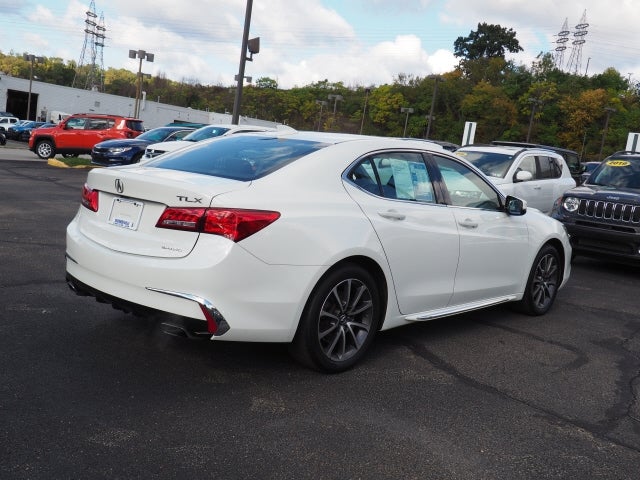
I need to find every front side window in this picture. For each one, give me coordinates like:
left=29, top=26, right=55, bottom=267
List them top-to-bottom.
left=66, top=118, right=87, bottom=130
left=348, top=152, right=435, bottom=202
left=433, top=155, right=502, bottom=209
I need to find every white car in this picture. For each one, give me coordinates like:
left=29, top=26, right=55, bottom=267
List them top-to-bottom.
left=142, top=123, right=277, bottom=159
left=66, top=130, right=572, bottom=372
left=455, top=145, right=576, bottom=214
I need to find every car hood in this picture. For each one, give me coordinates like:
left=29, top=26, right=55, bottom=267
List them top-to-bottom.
left=95, top=138, right=151, bottom=148
left=564, top=184, right=640, bottom=205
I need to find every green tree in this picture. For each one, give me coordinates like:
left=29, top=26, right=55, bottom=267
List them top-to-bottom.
left=454, top=23, right=523, bottom=60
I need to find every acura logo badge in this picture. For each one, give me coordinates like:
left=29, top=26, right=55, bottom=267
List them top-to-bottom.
left=115, top=179, right=124, bottom=194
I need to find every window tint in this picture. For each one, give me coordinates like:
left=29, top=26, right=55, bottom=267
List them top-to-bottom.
left=66, top=118, right=87, bottom=130
left=87, top=118, right=113, bottom=130
left=182, top=126, right=231, bottom=142
left=149, top=135, right=327, bottom=180
left=455, top=150, right=515, bottom=178
left=348, top=152, right=435, bottom=202
left=434, top=155, right=501, bottom=209
left=518, top=155, right=537, bottom=177
left=538, top=156, right=562, bottom=179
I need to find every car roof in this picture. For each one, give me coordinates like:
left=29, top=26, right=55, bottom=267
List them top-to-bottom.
left=490, top=140, right=579, bottom=155
left=458, top=144, right=563, bottom=157
left=606, top=150, right=640, bottom=160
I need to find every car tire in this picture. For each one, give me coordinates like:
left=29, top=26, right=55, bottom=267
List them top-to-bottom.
left=0, top=133, right=6, bottom=146
left=35, top=140, right=55, bottom=159
left=131, top=152, right=144, bottom=163
left=514, top=244, right=561, bottom=316
left=290, top=263, right=381, bottom=373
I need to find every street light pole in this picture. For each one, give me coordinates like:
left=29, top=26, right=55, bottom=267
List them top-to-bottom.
left=232, top=0, right=260, bottom=125
left=129, top=49, right=154, bottom=118
left=23, top=54, right=43, bottom=120
left=425, top=76, right=441, bottom=139
left=360, top=88, right=371, bottom=134
left=526, top=98, right=541, bottom=143
left=316, top=100, right=328, bottom=131
left=401, top=107, right=414, bottom=137
left=599, top=107, right=616, bottom=159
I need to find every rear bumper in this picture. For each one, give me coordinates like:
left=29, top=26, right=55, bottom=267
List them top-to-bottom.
left=66, top=219, right=321, bottom=342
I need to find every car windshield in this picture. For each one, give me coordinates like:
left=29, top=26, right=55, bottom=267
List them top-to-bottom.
left=182, top=126, right=231, bottom=142
left=137, top=128, right=184, bottom=142
left=148, top=135, right=328, bottom=181
left=455, top=150, right=515, bottom=178
left=586, top=158, right=640, bottom=189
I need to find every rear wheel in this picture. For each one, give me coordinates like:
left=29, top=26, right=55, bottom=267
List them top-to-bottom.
left=35, top=140, right=54, bottom=159
left=514, top=244, right=561, bottom=315
left=290, top=264, right=381, bottom=372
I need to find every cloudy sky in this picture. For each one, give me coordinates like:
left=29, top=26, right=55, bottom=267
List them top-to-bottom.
left=2, top=0, right=639, bottom=89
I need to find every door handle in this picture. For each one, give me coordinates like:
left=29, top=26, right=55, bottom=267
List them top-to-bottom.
left=378, top=210, right=406, bottom=220
left=458, top=218, right=478, bottom=229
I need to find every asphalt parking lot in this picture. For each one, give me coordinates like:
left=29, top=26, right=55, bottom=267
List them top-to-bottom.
left=1, top=149, right=639, bottom=479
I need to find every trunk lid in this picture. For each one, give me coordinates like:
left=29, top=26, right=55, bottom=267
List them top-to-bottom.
left=78, top=166, right=249, bottom=258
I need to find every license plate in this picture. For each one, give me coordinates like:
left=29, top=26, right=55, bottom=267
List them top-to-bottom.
left=108, top=198, right=144, bottom=230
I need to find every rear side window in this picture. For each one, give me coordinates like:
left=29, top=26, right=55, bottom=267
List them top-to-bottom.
left=126, top=120, right=145, bottom=132
left=149, top=136, right=327, bottom=181
left=347, top=152, right=435, bottom=202
left=538, top=156, right=562, bottom=179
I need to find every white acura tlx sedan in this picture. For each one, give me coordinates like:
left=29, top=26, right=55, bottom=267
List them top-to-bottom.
left=66, top=130, right=572, bottom=372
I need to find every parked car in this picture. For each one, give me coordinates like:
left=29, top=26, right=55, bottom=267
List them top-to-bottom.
left=29, top=113, right=144, bottom=159
left=0, top=115, right=20, bottom=132
left=7, top=120, right=47, bottom=141
left=142, top=124, right=276, bottom=159
left=91, top=126, right=195, bottom=166
left=66, top=130, right=571, bottom=372
left=491, top=141, right=583, bottom=184
left=455, top=144, right=576, bottom=214
left=551, top=150, right=640, bottom=263
left=579, top=161, right=601, bottom=184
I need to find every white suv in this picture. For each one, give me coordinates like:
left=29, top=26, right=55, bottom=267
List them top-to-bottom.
left=0, top=115, right=20, bottom=132
left=143, top=124, right=277, bottom=159
left=455, top=145, right=576, bottom=214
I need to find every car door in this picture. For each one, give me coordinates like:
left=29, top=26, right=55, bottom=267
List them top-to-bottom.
left=345, top=151, right=460, bottom=314
left=509, top=153, right=549, bottom=212
left=431, top=154, right=531, bottom=305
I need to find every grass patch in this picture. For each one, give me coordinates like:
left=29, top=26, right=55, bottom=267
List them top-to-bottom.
left=55, top=156, right=92, bottom=167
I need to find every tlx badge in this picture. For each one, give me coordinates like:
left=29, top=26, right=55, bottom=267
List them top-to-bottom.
left=177, top=195, right=203, bottom=203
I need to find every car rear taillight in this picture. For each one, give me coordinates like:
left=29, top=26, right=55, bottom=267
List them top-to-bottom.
left=81, top=184, right=99, bottom=212
left=156, top=207, right=280, bottom=242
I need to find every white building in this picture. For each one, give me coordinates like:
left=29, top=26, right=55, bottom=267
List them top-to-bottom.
left=0, top=74, right=277, bottom=128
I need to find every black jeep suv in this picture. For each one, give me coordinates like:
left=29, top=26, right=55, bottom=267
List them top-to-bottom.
left=551, top=151, right=640, bottom=263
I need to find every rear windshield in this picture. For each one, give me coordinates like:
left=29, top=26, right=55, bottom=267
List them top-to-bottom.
left=147, top=135, right=328, bottom=180
left=455, top=150, right=515, bottom=178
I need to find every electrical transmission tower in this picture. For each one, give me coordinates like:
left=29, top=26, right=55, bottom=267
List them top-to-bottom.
left=72, top=0, right=107, bottom=91
left=566, top=10, right=589, bottom=75
left=554, top=18, right=570, bottom=70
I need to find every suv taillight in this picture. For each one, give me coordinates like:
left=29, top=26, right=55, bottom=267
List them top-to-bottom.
left=81, top=184, right=99, bottom=212
left=156, top=207, right=280, bottom=242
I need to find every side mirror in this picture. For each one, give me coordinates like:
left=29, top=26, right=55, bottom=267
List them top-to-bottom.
left=514, top=170, right=533, bottom=182
left=505, top=195, right=527, bottom=216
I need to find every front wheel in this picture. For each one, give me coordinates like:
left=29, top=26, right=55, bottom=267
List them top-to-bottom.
left=35, top=140, right=55, bottom=159
left=514, top=244, right=561, bottom=315
left=290, top=264, right=381, bottom=373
